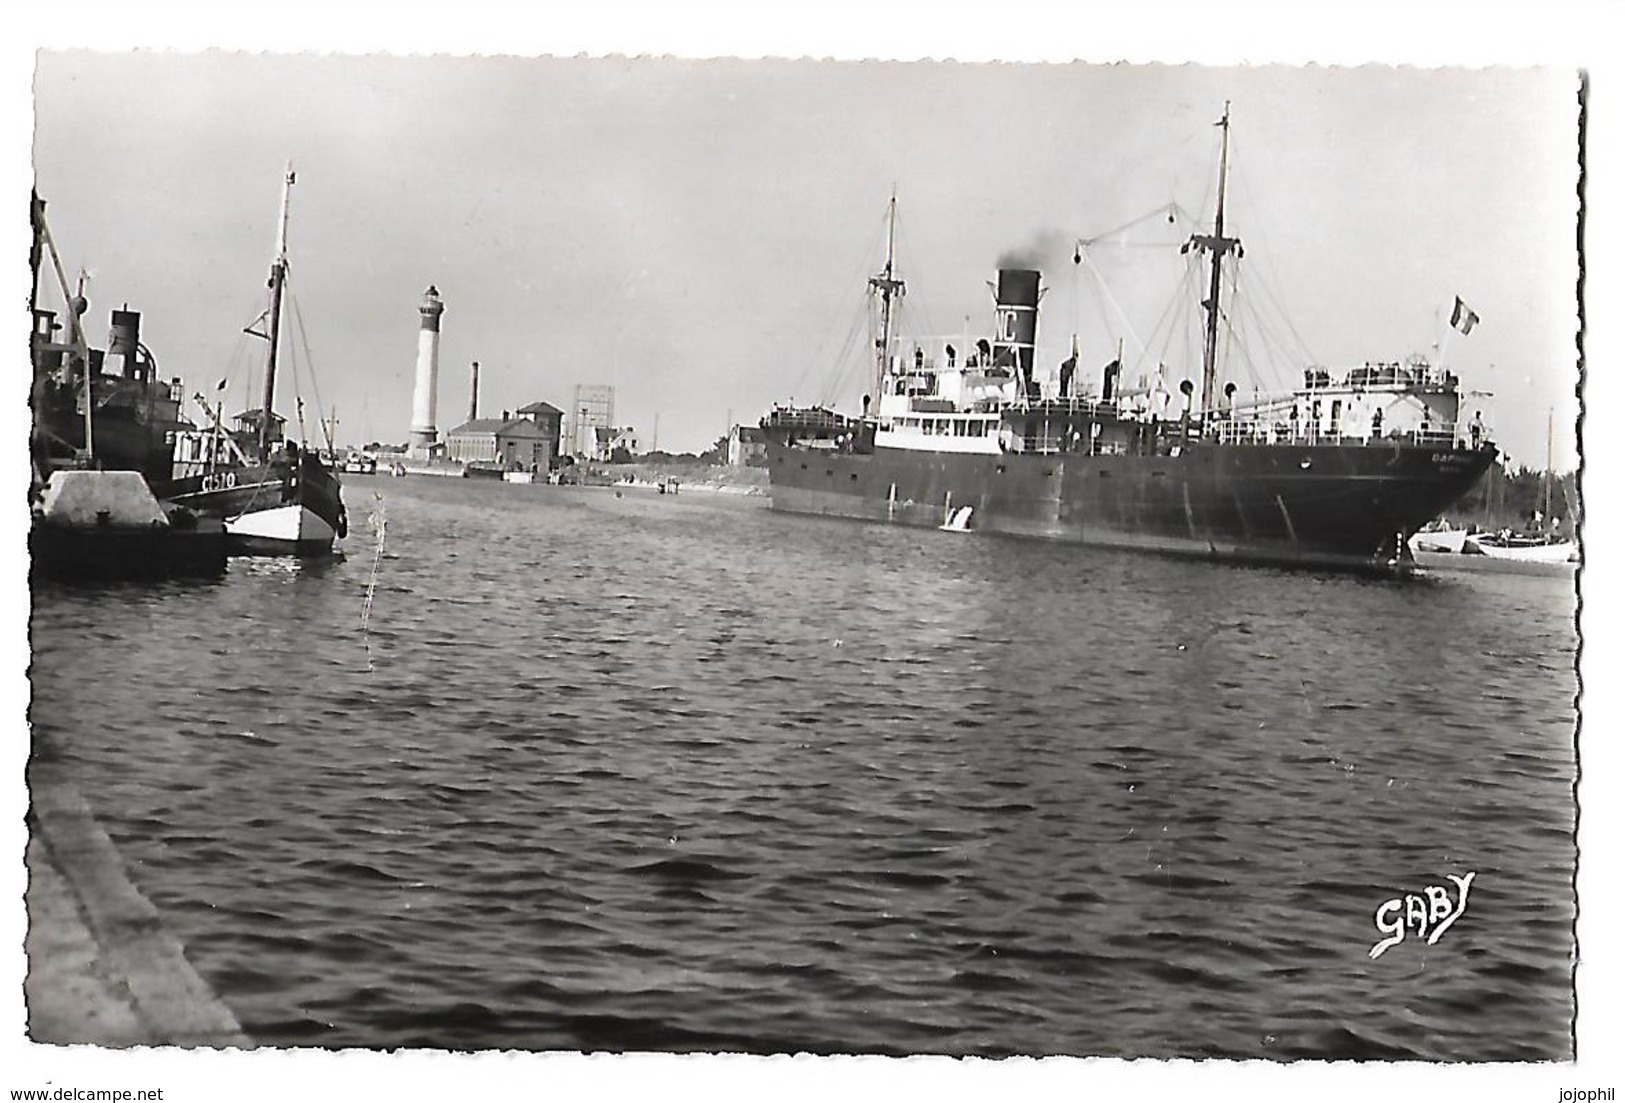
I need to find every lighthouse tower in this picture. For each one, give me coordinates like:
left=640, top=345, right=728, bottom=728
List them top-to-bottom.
left=408, top=285, right=445, bottom=457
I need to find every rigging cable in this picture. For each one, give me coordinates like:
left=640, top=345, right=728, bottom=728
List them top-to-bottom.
left=1224, top=151, right=1320, bottom=368
left=792, top=204, right=893, bottom=408
left=1077, top=248, right=1151, bottom=364
left=288, top=288, right=335, bottom=454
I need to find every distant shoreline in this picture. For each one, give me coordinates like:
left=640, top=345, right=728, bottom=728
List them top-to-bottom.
left=580, top=462, right=769, bottom=495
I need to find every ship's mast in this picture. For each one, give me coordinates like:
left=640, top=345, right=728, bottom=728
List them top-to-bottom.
left=1189, top=103, right=1241, bottom=417
left=258, top=163, right=295, bottom=461
left=868, top=192, right=905, bottom=415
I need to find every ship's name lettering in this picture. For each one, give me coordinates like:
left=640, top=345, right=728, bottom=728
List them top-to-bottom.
left=200, top=471, right=238, bottom=492
left=1369, top=871, right=1474, bottom=959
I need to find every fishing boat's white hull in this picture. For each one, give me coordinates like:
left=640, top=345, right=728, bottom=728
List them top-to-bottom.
left=226, top=503, right=338, bottom=556
left=1408, top=527, right=1470, bottom=554
left=1463, top=536, right=1577, bottom=563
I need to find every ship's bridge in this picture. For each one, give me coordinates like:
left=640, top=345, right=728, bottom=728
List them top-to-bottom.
left=873, top=336, right=1017, bottom=453
left=875, top=337, right=1019, bottom=419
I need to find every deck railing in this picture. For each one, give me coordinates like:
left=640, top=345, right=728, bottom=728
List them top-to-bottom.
left=1211, top=418, right=1464, bottom=449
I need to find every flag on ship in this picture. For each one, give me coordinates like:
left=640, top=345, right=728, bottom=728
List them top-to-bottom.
left=1450, top=296, right=1480, bottom=335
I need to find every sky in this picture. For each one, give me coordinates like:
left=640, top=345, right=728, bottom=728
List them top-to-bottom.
left=28, top=54, right=1580, bottom=467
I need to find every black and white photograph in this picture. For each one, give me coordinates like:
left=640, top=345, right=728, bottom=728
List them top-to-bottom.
left=9, top=6, right=1616, bottom=1101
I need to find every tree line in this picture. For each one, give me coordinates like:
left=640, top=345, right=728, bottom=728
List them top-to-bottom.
left=1451, top=463, right=1579, bottom=532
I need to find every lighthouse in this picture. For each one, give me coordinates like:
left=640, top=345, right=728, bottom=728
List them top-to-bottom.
left=408, top=285, right=444, bottom=457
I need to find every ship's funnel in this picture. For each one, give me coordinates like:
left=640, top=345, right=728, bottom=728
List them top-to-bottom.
left=993, top=269, right=1040, bottom=397
left=108, top=308, right=144, bottom=381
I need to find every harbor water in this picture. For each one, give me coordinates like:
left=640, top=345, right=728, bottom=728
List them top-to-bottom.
left=27, top=476, right=1579, bottom=1059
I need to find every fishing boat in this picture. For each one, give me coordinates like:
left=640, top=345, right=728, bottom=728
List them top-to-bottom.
left=760, top=106, right=1498, bottom=575
left=163, top=166, right=347, bottom=556
left=28, top=192, right=227, bottom=580
left=29, top=195, right=190, bottom=491
left=344, top=451, right=379, bottom=475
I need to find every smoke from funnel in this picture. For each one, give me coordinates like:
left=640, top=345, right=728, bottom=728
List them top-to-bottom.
left=997, top=228, right=1072, bottom=272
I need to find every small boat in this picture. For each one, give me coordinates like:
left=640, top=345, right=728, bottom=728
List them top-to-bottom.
left=1460, top=412, right=1577, bottom=564
left=344, top=451, right=378, bottom=475
left=940, top=505, right=974, bottom=532
left=1408, top=519, right=1471, bottom=554
left=1463, top=532, right=1578, bottom=563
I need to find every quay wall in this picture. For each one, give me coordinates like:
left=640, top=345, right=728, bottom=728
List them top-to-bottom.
left=27, top=766, right=252, bottom=1048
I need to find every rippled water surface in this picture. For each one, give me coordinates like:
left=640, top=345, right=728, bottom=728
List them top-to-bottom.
left=28, top=476, right=1579, bottom=1058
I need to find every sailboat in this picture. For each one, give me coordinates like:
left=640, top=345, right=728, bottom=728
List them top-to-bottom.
left=161, top=166, right=347, bottom=555
left=1464, top=410, right=1576, bottom=563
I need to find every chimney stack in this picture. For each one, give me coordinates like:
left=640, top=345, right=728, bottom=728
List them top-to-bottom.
left=993, top=268, right=1041, bottom=399
left=469, top=361, right=480, bottom=423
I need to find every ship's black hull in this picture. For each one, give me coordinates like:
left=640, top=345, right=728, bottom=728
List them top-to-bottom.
left=764, top=439, right=1497, bottom=575
left=161, top=450, right=346, bottom=557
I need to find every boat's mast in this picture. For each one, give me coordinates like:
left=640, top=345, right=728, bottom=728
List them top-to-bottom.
left=1192, top=103, right=1241, bottom=417
left=259, top=163, right=295, bottom=461
left=29, top=192, right=44, bottom=324
left=869, top=192, right=905, bottom=414
left=211, top=396, right=222, bottom=474
left=1544, top=408, right=1555, bottom=521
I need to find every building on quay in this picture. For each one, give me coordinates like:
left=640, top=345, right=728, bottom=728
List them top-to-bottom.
left=565, top=384, right=615, bottom=460
left=444, top=402, right=564, bottom=472
left=727, top=424, right=768, bottom=466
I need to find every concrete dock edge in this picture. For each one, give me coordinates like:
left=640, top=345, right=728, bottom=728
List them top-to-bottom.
left=26, top=765, right=254, bottom=1048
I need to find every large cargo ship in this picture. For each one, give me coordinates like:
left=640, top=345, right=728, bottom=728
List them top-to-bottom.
left=761, top=107, right=1498, bottom=575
